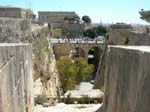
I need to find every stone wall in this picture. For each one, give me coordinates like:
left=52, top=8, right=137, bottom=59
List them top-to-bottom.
left=0, top=18, right=60, bottom=105
left=0, top=18, right=50, bottom=79
left=62, top=23, right=85, bottom=38
left=94, top=30, right=150, bottom=91
left=108, top=30, right=150, bottom=45
left=0, top=43, right=33, bottom=112
left=104, top=46, right=150, bottom=112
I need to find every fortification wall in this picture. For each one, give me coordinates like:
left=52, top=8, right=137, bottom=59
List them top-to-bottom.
left=0, top=18, right=60, bottom=106
left=108, top=30, right=150, bottom=45
left=0, top=43, right=33, bottom=112
left=104, top=46, right=150, bottom=112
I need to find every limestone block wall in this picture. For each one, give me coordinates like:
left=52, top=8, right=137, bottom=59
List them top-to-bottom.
left=0, top=18, right=61, bottom=102
left=0, top=18, right=51, bottom=80
left=108, top=30, right=150, bottom=45
left=0, top=43, right=33, bottom=112
left=104, top=46, right=150, bottom=112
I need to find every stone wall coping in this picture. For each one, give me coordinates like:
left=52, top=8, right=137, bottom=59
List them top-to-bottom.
left=0, top=43, right=31, bottom=46
left=108, top=45, right=150, bottom=52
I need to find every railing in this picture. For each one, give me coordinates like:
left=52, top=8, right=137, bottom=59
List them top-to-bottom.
left=50, top=38, right=105, bottom=44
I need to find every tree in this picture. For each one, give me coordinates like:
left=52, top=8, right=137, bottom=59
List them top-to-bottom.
left=139, top=9, right=150, bottom=23
left=64, top=15, right=80, bottom=23
left=82, top=15, right=91, bottom=23
left=83, top=26, right=107, bottom=39
left=83, top=28, right=95, bottom=39
left=56, top=56, right=94, bottom=93
left=56, top=56, right=76, bottom=93
left=74, top=57, right=94, bottom=84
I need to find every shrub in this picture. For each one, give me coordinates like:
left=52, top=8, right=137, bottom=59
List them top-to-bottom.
left=123, top=37, right=129, bottom=45
left=65, top=94, right=74, bottom=104
left=34, top=95, right=48, bottom=105
left=83, top=96, right=91, bottom=104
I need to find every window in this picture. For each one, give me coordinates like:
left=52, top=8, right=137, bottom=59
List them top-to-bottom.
left=47, top=16, right=49, bottom=19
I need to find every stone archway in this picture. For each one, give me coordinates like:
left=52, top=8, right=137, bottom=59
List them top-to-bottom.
left=52, top=44, right=104, bottom=62
left=69, top=47, right=86, bottom=61
left=87, top=47, right=103, bottom=80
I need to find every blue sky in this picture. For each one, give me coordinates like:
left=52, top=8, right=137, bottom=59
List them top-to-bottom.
left=1, top=0, right=150, bottom=24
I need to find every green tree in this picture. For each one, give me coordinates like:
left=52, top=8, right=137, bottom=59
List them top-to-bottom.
left=139, top=9, right=150, bottom=23
left=64, top=15, right=80, bottom=23
left=82, top=15, right=91, bottom=23
left=83, top=26, right=107, bottom=39
left=83, top=28, right=95, bottom=39
left=56, top=56, right=94, bottom=93
left=56, top=56, right=76, bottom=93
left=74, top=57, right=94, bottom=84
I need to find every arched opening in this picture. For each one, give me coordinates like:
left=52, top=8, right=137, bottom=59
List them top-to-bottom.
left=87, top=47, right=102, bottom=80
left=69, top=48, right=85, bottom=61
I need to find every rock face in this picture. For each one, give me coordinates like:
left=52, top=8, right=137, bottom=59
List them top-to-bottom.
left=0, top=18, right=60, bottom=104
left=0, top=18, right=31, bottom=43
left=0, top=43, right=33, bottom=112
left=104, top=46, right=150, bottom=112
left=33, top=56, right=60, bottom=98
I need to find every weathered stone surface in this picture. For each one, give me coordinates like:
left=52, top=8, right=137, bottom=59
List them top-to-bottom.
left=0, top=18, right=61, bottom=99
left=0, top=18, right=31, bottom=43
left=62, top=23, right=85, bottom=38
left=108, top=30, right=150, bottom=45
left=0, top=43, right=33, bottom=112
left=94, top=43, right=107, bottom=90
left=104, top=46, right=150, bottom=112
left=33, top=57, right=61, bottom=99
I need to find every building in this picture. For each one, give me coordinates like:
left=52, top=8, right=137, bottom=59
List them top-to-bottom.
left=0, top=6, right=36, bottom=20
left=38, top=11, right=78, bottom=28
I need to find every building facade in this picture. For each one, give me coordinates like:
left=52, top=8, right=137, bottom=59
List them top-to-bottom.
left=0, top=6, right=36, bottom=20
left=38, top=11, right=78, bottom=27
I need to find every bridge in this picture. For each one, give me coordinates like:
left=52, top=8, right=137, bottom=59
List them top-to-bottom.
left=50, top=38, right=105, bottom=68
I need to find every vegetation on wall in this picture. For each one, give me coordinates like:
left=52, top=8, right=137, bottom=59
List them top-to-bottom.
left=52, top=28, right=62, bottom=38
left=33, top=30, right=52, bottom=86
left=123, top=37, right=129, bottom=45
left=56, top=56, right=94, bottom=93
left=34, top=95, right=48, bottom=105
